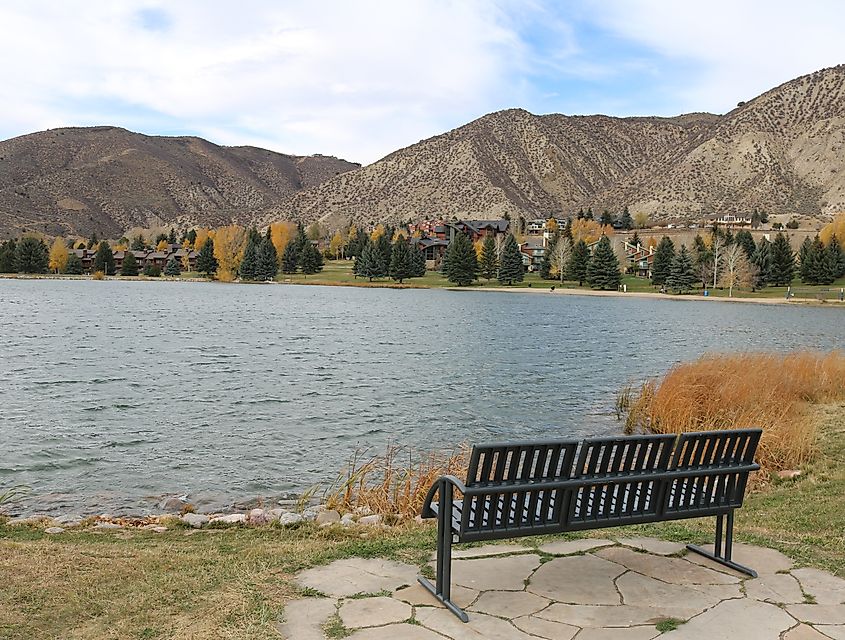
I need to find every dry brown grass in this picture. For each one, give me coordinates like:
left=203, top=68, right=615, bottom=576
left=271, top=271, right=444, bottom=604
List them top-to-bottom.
left=625, top=351, right=845, bottom=475
left=323, top=444, right=469, bottom=517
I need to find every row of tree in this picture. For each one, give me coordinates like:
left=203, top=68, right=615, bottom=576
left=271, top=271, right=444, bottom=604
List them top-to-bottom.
left=354, top=234, right=426, bottom=282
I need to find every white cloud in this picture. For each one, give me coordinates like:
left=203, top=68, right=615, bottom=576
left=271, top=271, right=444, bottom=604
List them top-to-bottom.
left=0, top=0, right=527, bottom=163
left=585, top=0, right=845, bottom=114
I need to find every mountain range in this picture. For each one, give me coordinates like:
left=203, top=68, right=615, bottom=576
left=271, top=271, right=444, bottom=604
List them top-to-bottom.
left=2, top=65, right=845, bottom=238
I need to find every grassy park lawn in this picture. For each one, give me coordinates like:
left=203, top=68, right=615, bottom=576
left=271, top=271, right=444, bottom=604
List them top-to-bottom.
left=2, top=402, right=844, bottom=639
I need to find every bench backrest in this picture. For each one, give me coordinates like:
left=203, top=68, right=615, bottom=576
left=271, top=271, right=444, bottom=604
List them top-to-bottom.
left=455, top=429, right=761, bottom=537
left=663, top=429, right=761, bottom=515
left=567, top=434, right=676, bottom=526
left=460, top=440, right=578, bottom=535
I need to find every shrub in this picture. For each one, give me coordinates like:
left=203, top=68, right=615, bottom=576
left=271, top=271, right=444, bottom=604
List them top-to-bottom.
left=143, top=265, right=161, bottom=277
left=92, top=270, right=105, bottom=280
left=624, top=351, right=845, bottom=475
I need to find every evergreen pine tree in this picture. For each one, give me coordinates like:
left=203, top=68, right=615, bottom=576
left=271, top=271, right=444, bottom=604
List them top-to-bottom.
left=619, top=207, right=633, bottom=230
left=584, top=208, right=594, bottom=221
left=599, top=210, right=615, bottom=227
left=562, top=218, right=573, bottom=240
left=168, top=228, right=177, bottom=244
left=187, top=229, right=197, bottom=247
left=723, top=229, right=735, bottom=246
left=735, top=230, right=756, bottom=260
left=256, top=231, right=279, bottom=281
left=445, top=231, right=478, bottom=286
left=630, top=231, right=641, bottom=248
left=87, top=232, right=98, bottom=249
left=374, top=233, right=392, bottom=276
left=769, top=233, right=795, bottom=286
left=131, top=234, right=146, bottom=250
left=479, top=234, right=499, bottom=281
left=497, top=234, right=524, bottom=285
left=539, top=234, right=557, bottom=279
left=239, top=235, right=259, bottom=280
left=586, top=235, right=622, bottom=290
left=692, top=235, right=713, bottom=289
left=826, top=235, right=845, bottom=279
left=388, top=236, right=414, bottom=283
left=651, top=236, right=676, bottom=286
left=806, top=236, right=834, bottom=285
left=14, top=237, right=49, bottom=273
left=799, top=237, right=815, bottom=283
left=196, top=238, right=218, bottom=277
left=357, top=238, right=385, bottom=281
left=752, top=238, right=771, bottom=288
left=0, top=239, right=17, bottom=272
left=566, top=239, right=590, bottom=285
left=281, top=240, right=299, bottom=274
left=92, top=241, right=115, bottom=275
left=300, top=241, right=324, bottom=276
left=411, top=243, right=427, bottom=277
left=666, top=244, right=697, bottom=294
left=121, top=251, right=139, bottom=276
left=64, top=252, right=83, bottom=275
left=164, top=256, right=181, bottom=276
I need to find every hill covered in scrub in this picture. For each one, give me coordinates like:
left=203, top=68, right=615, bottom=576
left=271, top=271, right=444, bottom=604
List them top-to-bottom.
left=3, top=65, right=845, bottom=238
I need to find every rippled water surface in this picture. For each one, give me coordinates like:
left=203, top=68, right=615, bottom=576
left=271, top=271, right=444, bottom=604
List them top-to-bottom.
left=1, top=279, right=842, bottom=515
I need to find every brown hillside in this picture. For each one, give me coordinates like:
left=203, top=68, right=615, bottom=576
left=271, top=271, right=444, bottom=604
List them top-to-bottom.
left=272, top=65, right=845, bottom=227
left=0, top=126, right=358, bottom=238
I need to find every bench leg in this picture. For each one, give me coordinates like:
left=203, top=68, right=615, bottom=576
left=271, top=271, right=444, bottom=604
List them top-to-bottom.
left=417, top=482, right=469, bottom=622
left=687, top=511, right=757, bottom=578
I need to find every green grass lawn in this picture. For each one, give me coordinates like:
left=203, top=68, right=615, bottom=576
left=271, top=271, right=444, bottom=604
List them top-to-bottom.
left=267, top=260, right=845, bottom=301
left=2, top=402, right=844, bottom=639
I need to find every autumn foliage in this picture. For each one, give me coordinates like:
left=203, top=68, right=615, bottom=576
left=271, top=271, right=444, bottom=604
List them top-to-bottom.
left=819, top=213, right=845, bottom=248
left=625, top=351, right=845, bottom=476
left=324, top=445, right=469, bottom=517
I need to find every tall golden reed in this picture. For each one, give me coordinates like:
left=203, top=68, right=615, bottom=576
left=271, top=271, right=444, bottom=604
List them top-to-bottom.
left=625, top=351, right=845, bottom=474
left=324, top=445, right=469, bottom=518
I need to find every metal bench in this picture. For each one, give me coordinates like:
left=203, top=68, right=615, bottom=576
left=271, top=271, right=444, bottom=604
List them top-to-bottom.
left=419, top=429, right=761, bottom=622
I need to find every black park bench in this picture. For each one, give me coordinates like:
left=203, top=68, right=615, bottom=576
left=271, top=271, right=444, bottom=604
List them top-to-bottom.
left=419, top=428, right=762, bottom=622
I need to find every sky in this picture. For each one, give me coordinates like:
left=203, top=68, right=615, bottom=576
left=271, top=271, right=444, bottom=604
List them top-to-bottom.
left=0, top=0, right=843, bottom=165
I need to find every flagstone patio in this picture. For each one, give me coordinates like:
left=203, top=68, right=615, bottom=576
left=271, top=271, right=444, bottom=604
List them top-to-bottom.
left=279, top=537, right=845, bottom=639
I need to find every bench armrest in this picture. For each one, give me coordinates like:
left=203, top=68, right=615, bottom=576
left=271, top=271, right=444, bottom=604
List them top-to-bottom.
left=420, top=475, right=467, bottom=519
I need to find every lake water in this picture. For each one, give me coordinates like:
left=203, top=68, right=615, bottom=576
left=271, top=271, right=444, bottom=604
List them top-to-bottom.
left=1, top=279, right=842, bottom=516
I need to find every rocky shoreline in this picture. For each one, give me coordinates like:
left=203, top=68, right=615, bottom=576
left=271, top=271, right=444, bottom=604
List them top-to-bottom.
left=0, top=503, right=411, bottom=535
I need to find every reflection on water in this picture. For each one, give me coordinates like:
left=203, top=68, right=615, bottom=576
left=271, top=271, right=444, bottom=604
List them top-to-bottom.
left=0, top=279, right=841, bottom=515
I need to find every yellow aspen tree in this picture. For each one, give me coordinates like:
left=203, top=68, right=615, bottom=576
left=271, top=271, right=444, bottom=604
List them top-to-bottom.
left=820, top=213, right=845, bottom=247
left=545, top=217, right=559, bottom=233
left=571, top=219, right=604, bottom=244
left=270, top=221, right=297, bottom=261
left=370, top=223, right=386, bottom=241
left=213, top=225, right=247, bottom=281
left=194, top=228, right=210, bottom=250
left=329, top=230, right=345, bottom=259
left=48, top=237, right=69, bottom=273
left=156, top=239, right=169, bottom=251
left=473, top=239, right=484, bottom=259
left=181, top=251, right=191, bottom=272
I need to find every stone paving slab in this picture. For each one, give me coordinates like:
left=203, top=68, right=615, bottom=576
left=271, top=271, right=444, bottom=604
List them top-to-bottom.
left=280, top=536, right=845, bottom=640
left=616, top=536, right=686, bottom=556
left=537, top=538, right=615, bottom=555
left=687, top=541, right=794, bottom=576
left=449, top=543, right=532, bottom=559
left=597, top=546, right=740, bottom=585
left=442, top=553, right=541, bottom=591
left=528, top=555, right=625, bottom=604
left=295, top=557, right=418, bottom=597
left=791, top=568, right=845, bottom=605
left=745, top=572, right=805, bottom=604
left=393, top=582, right=479, bottom=609
left=469, top=590, right=550, bottom=618
left=338, top=596, right=411, bottom=628
left=275, top=597, right=336, bottom=640
left=664, top=598, right=796, bottom=639
left=512, top=614, right=579, bottom=640
left=348, top=623, right=443, bottom=639
left=784, top=624, right=836, bottom=640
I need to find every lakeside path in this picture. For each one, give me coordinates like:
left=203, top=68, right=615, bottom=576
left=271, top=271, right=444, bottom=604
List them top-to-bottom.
left=3, top=273, right=844, bottom=306
left=448, top=285, right=845, bottom=306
